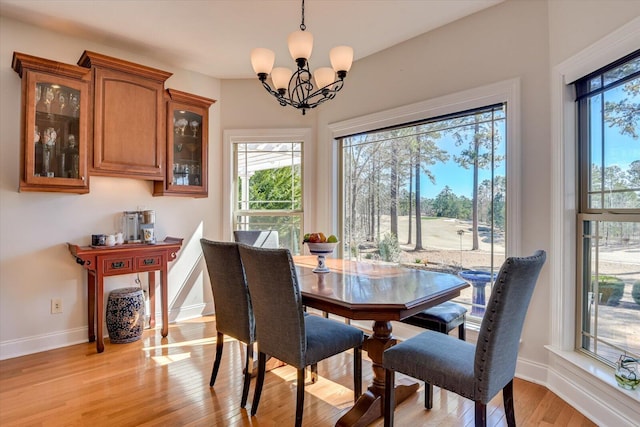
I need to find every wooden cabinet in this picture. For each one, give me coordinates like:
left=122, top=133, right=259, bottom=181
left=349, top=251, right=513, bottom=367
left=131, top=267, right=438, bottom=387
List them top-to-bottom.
left=13, top=51, right=216, bottom=196
left=78, top=51, right=172, bottom=181
left=12, top=52, right=91, bottom=193
left=154, top=89, right=216, bottom=197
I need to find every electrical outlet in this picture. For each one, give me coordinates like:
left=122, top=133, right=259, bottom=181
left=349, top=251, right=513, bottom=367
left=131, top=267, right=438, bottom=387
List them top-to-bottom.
left=51, top=298, right=63, bottom=314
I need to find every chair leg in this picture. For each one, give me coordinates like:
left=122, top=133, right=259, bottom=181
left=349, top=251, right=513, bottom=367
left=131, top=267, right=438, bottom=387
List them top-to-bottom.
left=459, top=322, right=466, bottom=341
left=210, top=332, right=224, bottom=387
left=240, top=342, right=254, bottom=407
left=353, top=346, right=362, bottom=399
left=250, top=352, right=267, bottom=416
left=310, top=363, right=318, bottom=383
left=296, top=368, right=305, bottom=427
left=384, top=369, right=395, bottom=427
left=503, top=379, right=516, bottom=427
left=424, top=382, right=433, bottom=409
left=475, top=401, right=487, bottom=427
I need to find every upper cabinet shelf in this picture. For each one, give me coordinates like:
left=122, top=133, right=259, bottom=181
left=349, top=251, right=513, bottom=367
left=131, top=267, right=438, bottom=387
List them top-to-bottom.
left=77, top=51, right=173, bottom=181
left=12, top=52, right=91, bottom=193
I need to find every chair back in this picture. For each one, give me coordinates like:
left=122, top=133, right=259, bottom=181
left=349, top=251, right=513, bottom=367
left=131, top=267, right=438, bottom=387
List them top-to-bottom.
left=233, top=230, right=279, bottom=248
left=200, top=239, right=255, bottom=344
left=238, top=245, right=307, bottom=368
left=474, top=250, right=546, bottom=403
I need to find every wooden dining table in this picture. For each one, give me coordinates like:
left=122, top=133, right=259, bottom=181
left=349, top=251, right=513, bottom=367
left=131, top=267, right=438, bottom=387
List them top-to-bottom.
left=294, top=255, right=469, bottom=427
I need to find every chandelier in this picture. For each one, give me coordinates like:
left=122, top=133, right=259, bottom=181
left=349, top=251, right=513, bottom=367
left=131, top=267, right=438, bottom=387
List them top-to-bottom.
left=250, top=0, right=353, bottom=115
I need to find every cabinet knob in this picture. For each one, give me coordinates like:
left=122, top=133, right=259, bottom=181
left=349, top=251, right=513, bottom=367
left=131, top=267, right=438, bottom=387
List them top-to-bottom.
left=157, top=165, right=161, bottom=169
left=81, top=176, right=85, bottom=181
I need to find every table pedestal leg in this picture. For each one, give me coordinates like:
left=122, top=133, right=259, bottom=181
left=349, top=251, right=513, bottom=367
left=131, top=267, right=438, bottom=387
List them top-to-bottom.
left=336, top=320, right=419, bottom=427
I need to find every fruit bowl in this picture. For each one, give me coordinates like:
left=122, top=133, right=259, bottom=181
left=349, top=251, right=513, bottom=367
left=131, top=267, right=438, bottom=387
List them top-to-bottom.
left=304, top=241, right=338, bottom=273
left=305, top=242, right=339, bottom=254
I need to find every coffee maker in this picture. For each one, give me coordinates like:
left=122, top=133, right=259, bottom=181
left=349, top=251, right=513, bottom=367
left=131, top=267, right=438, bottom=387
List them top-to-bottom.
left=122, top=210, right=156, bottom=244
left=122, top=211, right=141, bottom=243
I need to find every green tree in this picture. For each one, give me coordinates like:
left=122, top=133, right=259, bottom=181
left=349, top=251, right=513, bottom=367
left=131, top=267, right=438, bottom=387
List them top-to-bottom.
left=604, top=78, right=639, bottom=139
left=450, top=110, right=505, bottom=250
left=412, top=127, right=449, bottom=250
left=249, top=165, right=301, bottom=210
left=433, top=186, right=459, bottom=218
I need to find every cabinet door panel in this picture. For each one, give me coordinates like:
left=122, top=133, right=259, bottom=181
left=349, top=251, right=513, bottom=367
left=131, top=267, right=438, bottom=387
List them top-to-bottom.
left=92, top=68, right=164, bottom=180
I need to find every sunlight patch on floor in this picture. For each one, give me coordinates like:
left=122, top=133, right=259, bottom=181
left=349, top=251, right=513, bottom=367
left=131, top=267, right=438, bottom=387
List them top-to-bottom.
left=142, top=336, right=218, bottom=351
left=150, top=351, right=192, bottom=366
left=268, top=365, right=355, bottom=409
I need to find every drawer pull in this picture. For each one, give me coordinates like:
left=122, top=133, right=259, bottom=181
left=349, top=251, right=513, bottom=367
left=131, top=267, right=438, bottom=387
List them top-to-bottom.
left=143, top=259, right=155, bottom=265
left=111, top=261, right=125, bottom=269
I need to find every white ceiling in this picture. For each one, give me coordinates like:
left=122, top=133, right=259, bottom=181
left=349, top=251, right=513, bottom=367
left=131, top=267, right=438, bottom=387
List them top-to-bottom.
left=0, top=0, right=502, bottom=79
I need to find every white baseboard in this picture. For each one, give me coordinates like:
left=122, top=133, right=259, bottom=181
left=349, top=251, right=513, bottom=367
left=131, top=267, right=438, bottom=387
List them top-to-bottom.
left=0, top=303, right=210, bottom=361
left=0, top=327, right=88, bottom=361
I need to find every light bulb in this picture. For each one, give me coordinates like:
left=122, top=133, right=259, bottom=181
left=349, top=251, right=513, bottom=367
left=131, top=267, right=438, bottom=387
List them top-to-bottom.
left=288, top=30, right=313, bottom=61
left=330, top=45, right=353, bottom=73
left=250, top=48, right=275, bottom=75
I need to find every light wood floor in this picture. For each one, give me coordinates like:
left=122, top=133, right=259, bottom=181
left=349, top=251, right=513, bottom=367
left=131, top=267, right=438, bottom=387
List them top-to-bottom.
left=0, top=316, right=595, bottom=426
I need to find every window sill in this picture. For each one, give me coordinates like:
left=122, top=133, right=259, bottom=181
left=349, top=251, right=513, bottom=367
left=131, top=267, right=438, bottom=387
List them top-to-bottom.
left=546, top=345, right=638, bottom=402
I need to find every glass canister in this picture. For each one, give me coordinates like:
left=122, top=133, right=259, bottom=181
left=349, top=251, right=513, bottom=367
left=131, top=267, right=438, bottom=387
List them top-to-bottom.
left=142, top=210, right=155, bottom=225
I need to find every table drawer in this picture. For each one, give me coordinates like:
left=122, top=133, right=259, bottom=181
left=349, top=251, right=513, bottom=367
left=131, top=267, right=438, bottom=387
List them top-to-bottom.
left=136, top=254, right=162, bottom=271
left=102, top=257, right=134, bottom=274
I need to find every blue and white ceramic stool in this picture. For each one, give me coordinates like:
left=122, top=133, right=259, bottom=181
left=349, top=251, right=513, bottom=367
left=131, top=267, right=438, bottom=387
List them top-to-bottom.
left=106, top=287, right=145, bottom=343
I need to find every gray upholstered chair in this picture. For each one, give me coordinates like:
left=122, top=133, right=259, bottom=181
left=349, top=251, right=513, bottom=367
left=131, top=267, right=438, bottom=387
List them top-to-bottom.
left=233, top=230, right=279, bottom=248
left=234, top=230, right=320, bottom=381
left=200, top=239, right=255, bottom=407
left=238, top=244, right=364, bottom=427
left=383, top=250, right=546, bottom=427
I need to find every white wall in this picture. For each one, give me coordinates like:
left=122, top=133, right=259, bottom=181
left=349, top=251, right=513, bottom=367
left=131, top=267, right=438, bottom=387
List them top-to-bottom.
left=0, top=17, right=222, bottom=359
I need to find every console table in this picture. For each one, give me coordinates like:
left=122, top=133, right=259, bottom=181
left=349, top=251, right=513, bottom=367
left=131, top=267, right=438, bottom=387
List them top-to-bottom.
left=68, top=237, right=183, bottom=353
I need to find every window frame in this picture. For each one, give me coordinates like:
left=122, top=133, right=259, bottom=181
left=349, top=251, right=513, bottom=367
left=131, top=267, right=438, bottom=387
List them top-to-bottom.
left=548, top=16, right=640, bottom=420
left=573, top=50, right=640, bottom=364
left=328, top=78, right=522, bottom=267
left=222, top=129, right=312, bottom=242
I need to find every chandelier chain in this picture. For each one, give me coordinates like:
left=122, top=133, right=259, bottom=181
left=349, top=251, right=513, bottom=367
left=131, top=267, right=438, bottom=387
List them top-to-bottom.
left=300, top=0, right=306, bottom=31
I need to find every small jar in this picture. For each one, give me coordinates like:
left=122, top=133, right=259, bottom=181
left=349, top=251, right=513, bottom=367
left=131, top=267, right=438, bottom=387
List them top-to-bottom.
left=615, top=355, right=639, bottom=390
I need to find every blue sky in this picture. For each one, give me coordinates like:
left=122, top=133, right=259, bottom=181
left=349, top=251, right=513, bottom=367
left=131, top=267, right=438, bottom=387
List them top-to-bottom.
left=418, top=134, right=505, bottom=200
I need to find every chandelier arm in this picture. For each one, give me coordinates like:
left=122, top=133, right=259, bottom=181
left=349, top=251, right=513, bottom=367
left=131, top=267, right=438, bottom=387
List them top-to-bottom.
left=260, top=80, right=292, bottom=107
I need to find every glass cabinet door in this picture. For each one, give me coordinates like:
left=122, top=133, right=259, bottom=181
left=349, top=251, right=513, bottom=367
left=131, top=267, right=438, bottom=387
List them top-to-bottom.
left=15, top=56, right=90, bottom=193
left=154, top=89, right=215, bottom=197
left=172, top=109, right=204, bottom=188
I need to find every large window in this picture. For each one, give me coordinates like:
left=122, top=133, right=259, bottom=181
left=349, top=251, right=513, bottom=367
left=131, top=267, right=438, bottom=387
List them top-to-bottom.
left=575, top=50, right=640, bottom=365
left=340, top=104, right=507, bottom=318
left=233, top=141, right=303, bottom=253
